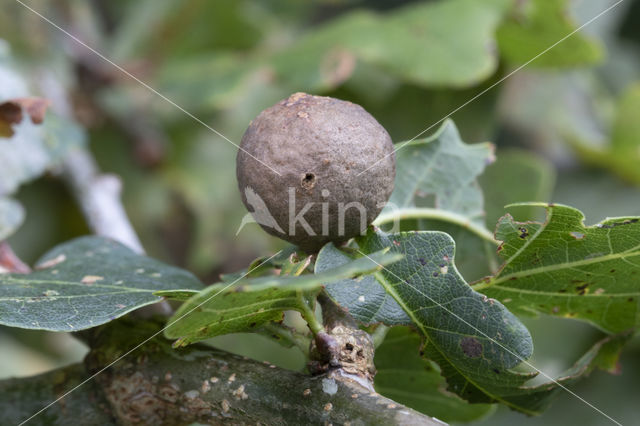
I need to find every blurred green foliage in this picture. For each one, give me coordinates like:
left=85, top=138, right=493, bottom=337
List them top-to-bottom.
left=1, top=0, right=639, bottom=424
left=496, top=0, right=603, bottom=67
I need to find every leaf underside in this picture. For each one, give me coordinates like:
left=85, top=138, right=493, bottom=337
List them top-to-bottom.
left=374, top=119, right=497, bottom=280
left=380, top=119, right=494, bottom=228
left=342, top=229, right=633, bottom=414
left=357, top=230, right=539, bottom=410
left=316, top=244, right=410, bottom=326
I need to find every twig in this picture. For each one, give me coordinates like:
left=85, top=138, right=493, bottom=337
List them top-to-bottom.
left=37, top=69, right=144, bottom=253
left=62, top=148, right=144, bottom=254
left=310, top=293, right=377, bottom=390
left=0, top=318, right=443, bottom=425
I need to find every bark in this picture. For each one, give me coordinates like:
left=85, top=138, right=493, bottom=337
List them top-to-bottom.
left=309, top=293, right=377, bottom=389
left=0, top=319, right=444, bottom=425
left=0, top=363, right=114, bottom=425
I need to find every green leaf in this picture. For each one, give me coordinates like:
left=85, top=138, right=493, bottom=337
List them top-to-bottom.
left=156, top=0, right=511, bottom=112
left=271, top=0, right=510, bottom=90
left=367, top=0, right=510, bottom=87
left=497, top=0, right=603, bottom=68
left=569, top=83, right=640, bottom=185
left=607, top=84, right=640, bottom=181
left=375, top=119, right=495, bottom=247
left=373, top=120, right=501, bottom=281
left=374, top=120, right=497, bottom=281
left=460, top=149, right=556, bottom=280
left=479, top=149, right=556, bottom=228
left=0, top=197, right=24, bottom=240
left=477, top=203, right=640, bottom=334
left=423, top=222, right=497, bottom=282
left=358, top=230, right=537, bottom=409
left=359, top=230, right=631, bottom=413
left=0, top=236, right=204, bottom=331
left=315, top=243, right=410, bottom=326
left=162, top=245, right=401, bottom=345
left=216, top=247, right=301, bottom=283
left=226, top=247, right=402, bottom=293
left=155, top=250, right=310, bottom=300
left=164, top=285, right=318, bottom=347
left=154, top=289, right=199, bottom=301
left=257, top=321, right=311, bottom=356
left=426, top=326, right=631, bottom=414
left=374, top=327, right=494, bottom=422
left=508, top=330, right=631, bottom=411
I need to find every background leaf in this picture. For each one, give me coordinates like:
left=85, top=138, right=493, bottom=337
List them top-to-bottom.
left=156, top=0, right=512, bottom=112
left=269, top=0, right=511, bottom=89
left=497, top=0, right=603, bottom=68
left=0, top=55, right=86, bottom=197
left=569, top=83, right=640, bottom=185
left=0, top=110, right=86, bottom=197
left=479, top=150, right=556, bottom=228
left=477, top=203, right=640, bottom=334
left=0, top=236, right=203, bottom=331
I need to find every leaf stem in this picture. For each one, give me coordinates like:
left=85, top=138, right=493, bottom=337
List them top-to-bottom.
left=374, top=207, right=497, bottom=244
left=471, top=281, right=491, bottom=291
left=297, top=290, right=324, bottom=335
left=262, top=322, right=310, bottom=357
left=371, top=324, right=389, bottom=348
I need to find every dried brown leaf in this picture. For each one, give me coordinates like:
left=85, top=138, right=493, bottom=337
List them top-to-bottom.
left=0, top=97, right=50, bottom=137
